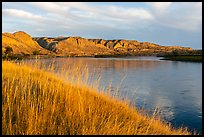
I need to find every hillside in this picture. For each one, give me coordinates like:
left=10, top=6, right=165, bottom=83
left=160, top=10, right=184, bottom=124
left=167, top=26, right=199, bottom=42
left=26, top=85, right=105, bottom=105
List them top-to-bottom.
left=2, top=31, right=51, bottom=55
left=2, top=31, right=194, bottom=57
left=34, top=36, right=193, bottom=57
left=34, top=36, right=116, bottom=56
left=89, top=39, right=193, bottom=56
left=2, top=61, right=190, bottom=135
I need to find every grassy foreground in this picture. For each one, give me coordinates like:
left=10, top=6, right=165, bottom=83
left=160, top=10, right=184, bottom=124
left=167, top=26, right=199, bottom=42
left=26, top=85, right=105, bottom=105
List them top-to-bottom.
left=2, top=61, right=190, bottom=135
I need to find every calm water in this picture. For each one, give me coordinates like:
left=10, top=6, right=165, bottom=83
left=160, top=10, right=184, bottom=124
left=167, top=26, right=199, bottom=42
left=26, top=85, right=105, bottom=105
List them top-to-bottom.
left=25, top=56, right=202, bottom=134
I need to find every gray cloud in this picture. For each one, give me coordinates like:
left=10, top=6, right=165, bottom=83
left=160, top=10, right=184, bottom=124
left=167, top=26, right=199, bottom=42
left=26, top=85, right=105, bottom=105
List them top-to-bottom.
left=148, top=2, right=202, bottom=32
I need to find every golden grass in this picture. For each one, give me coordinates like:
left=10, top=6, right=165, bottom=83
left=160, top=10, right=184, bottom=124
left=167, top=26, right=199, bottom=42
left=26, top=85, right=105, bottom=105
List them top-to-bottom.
left=2, top=61, right=190, bottom=135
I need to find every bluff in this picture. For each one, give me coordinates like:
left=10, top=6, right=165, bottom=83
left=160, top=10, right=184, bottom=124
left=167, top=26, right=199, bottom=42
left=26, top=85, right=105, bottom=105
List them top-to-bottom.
left=2, top=31, right=51, bottom=55
left=2, top=31, right=193, bottom=57
left=34, top=36, right=193, bottom=56
left=34, top=36, right=115, bottom=56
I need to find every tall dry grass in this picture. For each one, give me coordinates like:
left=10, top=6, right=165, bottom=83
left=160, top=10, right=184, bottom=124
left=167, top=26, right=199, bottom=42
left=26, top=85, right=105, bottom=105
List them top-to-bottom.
left=2, top=61, right=190, bottom=135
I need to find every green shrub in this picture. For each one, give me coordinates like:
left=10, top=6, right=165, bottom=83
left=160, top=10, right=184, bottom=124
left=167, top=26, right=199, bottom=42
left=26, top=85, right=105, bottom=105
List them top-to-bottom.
left=5, top=46, right=13, bottom=55
left=33, top=50, right=41, bottom=55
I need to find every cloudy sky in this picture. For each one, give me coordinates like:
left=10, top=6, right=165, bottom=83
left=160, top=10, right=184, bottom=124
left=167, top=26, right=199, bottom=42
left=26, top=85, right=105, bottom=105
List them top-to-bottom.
left=2, top=2, right=202, bottom=49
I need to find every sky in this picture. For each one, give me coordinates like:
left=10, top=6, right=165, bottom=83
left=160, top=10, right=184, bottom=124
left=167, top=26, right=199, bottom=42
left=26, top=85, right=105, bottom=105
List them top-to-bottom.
left=2, top=2, right=202, bottom=49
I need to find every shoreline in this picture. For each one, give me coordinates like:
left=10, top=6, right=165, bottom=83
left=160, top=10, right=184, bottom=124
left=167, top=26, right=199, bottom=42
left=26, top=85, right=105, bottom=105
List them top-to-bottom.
left=2, top=53, right=202, bottom=63
left=160, top=55, right=202, bottom=62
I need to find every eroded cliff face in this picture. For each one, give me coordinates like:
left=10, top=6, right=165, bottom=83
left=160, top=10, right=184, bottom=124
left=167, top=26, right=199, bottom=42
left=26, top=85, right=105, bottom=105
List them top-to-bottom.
left=2, top=31, right=50, bottom=55
left=2, top=31, right=193, bottom=56
left=35, top=35, right=193, bottom=56
left=34, top=36, right=116, bottom=56
left=90, top=39, right=193, bottom=55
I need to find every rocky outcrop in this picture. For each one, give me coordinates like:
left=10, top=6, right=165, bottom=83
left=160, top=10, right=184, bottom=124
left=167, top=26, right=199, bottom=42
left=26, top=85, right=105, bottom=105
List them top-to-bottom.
left=2, top=31, right=51, bottom=55
left=2, top=31, right=193, bottom=57
left=34, top=36, right=116, bottom=56
left=35, top=36, right=193, bottom=57
left=89, top=39, right=193, bottom=56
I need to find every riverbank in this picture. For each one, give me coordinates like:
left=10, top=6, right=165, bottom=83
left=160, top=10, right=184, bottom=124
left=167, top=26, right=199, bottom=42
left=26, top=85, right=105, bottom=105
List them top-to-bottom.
left=2, top=49, right=202, bottom=62
left=160, top=55, right=202, bottom=62
left=2, top=61, right=191, bottom=135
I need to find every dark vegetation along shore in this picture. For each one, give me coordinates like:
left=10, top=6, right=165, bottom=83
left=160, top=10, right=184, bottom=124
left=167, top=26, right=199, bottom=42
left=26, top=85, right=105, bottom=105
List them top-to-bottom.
left=2, top=31, right=202, bottom=62
left=159, top=49, right=202, bottom=62
left=161, top=55, right=202, bottom=62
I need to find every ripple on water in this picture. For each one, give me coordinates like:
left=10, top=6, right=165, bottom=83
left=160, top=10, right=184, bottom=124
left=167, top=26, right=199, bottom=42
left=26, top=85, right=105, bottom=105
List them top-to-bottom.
left=179, top=89, right=191, bottom=94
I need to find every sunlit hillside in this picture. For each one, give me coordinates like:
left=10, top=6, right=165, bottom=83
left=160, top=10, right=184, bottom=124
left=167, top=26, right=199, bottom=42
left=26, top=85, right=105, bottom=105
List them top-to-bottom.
left=2, top=31, right=50, bottom=55
left=2, top=31, right=194, bottom=58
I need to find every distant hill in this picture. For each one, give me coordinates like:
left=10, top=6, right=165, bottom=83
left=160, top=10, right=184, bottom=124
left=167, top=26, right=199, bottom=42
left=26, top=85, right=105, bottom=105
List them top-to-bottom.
left=2, top=31, right=194, bottom=57
left=2, top=31, right=51, bottom=55
left=34, top=36, right=193, bottom=56
left=34, top=36, right=115, bottom=56
left=89, top=39, right=194, bottom=56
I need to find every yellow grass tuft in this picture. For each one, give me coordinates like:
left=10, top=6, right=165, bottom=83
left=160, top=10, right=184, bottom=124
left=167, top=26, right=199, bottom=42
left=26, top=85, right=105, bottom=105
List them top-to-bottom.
left=2, top=61, right=190, bottom=135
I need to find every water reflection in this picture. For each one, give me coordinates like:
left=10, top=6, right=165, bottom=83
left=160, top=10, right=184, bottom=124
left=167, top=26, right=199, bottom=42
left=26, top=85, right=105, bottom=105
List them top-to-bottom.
left=24, top=57, right=202, bottom=134
left=33, top=57, right=166, bottom=71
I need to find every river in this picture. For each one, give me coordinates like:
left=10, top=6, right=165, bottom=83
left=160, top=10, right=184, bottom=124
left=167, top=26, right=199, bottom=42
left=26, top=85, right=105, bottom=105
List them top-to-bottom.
left=24, top=56, right=202, bottom=134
